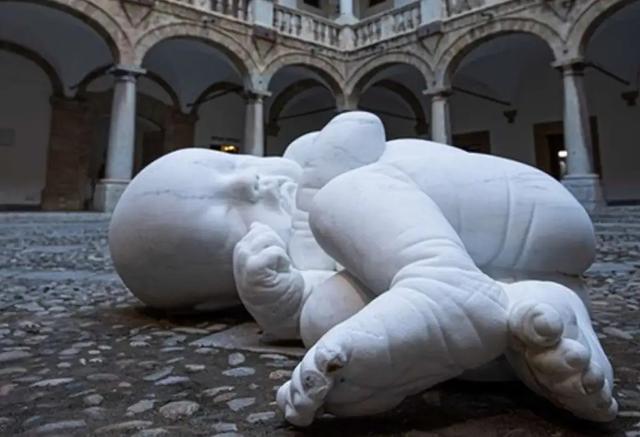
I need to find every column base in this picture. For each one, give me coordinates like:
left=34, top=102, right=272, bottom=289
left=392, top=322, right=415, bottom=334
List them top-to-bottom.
left=562, top=174, right=605, bottom=213
left=93, top=179, right=129, bottom=212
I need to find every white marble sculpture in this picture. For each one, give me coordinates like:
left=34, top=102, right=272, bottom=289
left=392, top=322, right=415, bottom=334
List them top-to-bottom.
left=109, top=111, right=617, bottom=427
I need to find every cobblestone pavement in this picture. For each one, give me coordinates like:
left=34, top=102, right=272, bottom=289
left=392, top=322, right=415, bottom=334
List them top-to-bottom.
left=0, top=209, right=638, bottom=437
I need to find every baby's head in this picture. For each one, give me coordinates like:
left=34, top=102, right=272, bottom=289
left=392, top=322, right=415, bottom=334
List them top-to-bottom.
left=109, top=148, right=301, bottom=310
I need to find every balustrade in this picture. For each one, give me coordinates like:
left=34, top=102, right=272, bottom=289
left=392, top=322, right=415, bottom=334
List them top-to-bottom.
left=172, top=0, right=249, bottom=21
left=353, top=2, right=421, bottom=47
left=273, top=5, right=342, bottom=48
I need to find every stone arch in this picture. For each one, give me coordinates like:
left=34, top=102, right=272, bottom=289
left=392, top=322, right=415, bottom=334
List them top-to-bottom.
left=0, top=0, right=129, bottom=63
left=567, top=0, right=638, bottom=59
left=434, top=18, right=564, bottom=87
left=134, top=23, right=256, bottom=79
left=0, top=40, right=64, bottom=96
left=262, top=52, right=344, bottom=97
left=346, top=52, right=433, bottom=97
left=76, top=65, right=181, bottom=108
left=267, top=79, right=329, bottom=136
left=368, top=79, right=428, bottom=134
left=189, top=81, right=243, bottom=115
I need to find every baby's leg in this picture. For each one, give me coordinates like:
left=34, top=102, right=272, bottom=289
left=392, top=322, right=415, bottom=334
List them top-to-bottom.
left=277, top=165, right=510, bottom=426
left=300, top=270, right=373, bottom=348
left=504, top=280, right=617, bottom=422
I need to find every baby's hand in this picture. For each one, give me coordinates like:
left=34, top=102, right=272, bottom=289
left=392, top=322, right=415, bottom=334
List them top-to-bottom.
left=233, top=222, right=305, bottom=339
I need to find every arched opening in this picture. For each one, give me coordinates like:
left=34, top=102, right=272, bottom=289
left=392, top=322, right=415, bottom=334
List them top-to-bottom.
left=581, top=0, right=640, bottom=203
left=0, top=1, right=116, bottom=210
left=447, top=33, right=561, bottom=172
left=141, top=37, right=247, bottom=153
left=0, top=47, right=55, bottom=209
left=354, top=63, right=429, bottom=139
left=266, top=65, right=339, bottom=156
left=77, top=78, right=178, bottom=197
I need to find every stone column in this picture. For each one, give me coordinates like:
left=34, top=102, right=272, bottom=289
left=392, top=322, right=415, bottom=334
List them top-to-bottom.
left=250, top=0, right=274, bottom=27
left=336, top=0, right=357, bottom=24
left=555, top=59, right=604, bottom=211
left=94, top=65, right=145, bottom=212
left=427, top=88, right=452, bottom=144
left=243, top=90, right=268, bottom=156
left=41, top=97, right=91, bottom=210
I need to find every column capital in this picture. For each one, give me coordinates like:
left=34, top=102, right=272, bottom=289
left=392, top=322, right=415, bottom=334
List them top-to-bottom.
left=551, top=57, right=587, bottom=75
left=108, top=64, right=146, bottom=81
left=423, top=86, right=452, bottom=98
left=243, top=88, right=271, bottom=102
left=242, top=90, right=271, bottom=103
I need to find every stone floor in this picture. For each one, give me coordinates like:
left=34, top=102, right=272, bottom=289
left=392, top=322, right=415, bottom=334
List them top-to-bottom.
left=0, top=209, right=639, bottom=437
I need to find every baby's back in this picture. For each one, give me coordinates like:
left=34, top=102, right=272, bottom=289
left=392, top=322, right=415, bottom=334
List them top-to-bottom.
left=379, top=139, right=595, bottom=275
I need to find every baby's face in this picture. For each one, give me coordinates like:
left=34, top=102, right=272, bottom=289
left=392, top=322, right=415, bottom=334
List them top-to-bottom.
left=109, top=149, right=301, bottom=310
left=212, top=158, right=298, bottom=244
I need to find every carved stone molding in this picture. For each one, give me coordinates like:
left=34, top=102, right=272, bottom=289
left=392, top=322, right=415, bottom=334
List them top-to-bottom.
left=121, top=0, right=156, bottom=27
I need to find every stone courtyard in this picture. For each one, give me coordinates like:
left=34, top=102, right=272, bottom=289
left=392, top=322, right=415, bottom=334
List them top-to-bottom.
left=0, top=209, right=638, bottom=437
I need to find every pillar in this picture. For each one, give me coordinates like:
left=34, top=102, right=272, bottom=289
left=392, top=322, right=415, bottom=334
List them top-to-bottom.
left=250, top=0, right=274, bottom=27
left=336, top=0, right=357, bottom=24
left=420, top=0, right=444, bottom=25
left=555, top=59, right=604, bottom=211
left=94, top=64, right=145, bottom=212
left=427, top=88, right=452, bottom=144
left=243, top=90, right=268, bottom=156
left=41, top=97, right=91, bottom=210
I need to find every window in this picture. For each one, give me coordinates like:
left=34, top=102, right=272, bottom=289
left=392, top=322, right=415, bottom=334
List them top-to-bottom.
left=303, top=0, right=321, bottom=8
left=369, top=0, right=385, bottom=6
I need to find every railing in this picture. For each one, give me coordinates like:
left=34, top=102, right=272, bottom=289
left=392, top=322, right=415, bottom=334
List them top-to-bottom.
left=168, top=0, right=511, bottom=50
left=173, top=0, right=250, bottom=21
left=445, top=0, right=508, bottom=17
left=353, top=2, right=421, bottom=48
left=273, top=5, right=342, bottom=48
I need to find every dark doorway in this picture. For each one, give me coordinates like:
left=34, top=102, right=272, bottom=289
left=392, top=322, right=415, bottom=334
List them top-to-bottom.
left=533, top=119, right=601, bottom=180
left=141, top=130, right=165, bottom=171
left=452, top=130, right=491, bottom=154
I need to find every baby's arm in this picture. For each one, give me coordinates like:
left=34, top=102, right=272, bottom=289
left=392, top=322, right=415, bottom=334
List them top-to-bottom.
left=233, top=223, right=334, bottom=340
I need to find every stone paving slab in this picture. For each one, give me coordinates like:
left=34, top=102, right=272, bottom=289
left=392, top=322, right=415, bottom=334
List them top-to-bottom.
left=0, top=209, right=638, bottom=436
left=190, top=323, right=305, bottom=358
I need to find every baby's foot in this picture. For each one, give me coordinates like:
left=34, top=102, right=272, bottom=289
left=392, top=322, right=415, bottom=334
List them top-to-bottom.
left=233, top=222, right=305, bottom=339
left=505, top=282, right=617, bottom=422
left=276, top=340, right=348, bottom=426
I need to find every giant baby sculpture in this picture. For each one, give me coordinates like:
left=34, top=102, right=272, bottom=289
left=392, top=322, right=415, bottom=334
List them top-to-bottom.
left=109, top=112, right=617, bottom=428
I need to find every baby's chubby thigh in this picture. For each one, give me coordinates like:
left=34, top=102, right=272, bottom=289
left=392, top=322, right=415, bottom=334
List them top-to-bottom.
left=307, top=163, right=456, bottom=294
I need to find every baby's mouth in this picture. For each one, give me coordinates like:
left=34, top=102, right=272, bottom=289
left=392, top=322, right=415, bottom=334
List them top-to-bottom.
left=279, top=181, right=297, bottom=214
